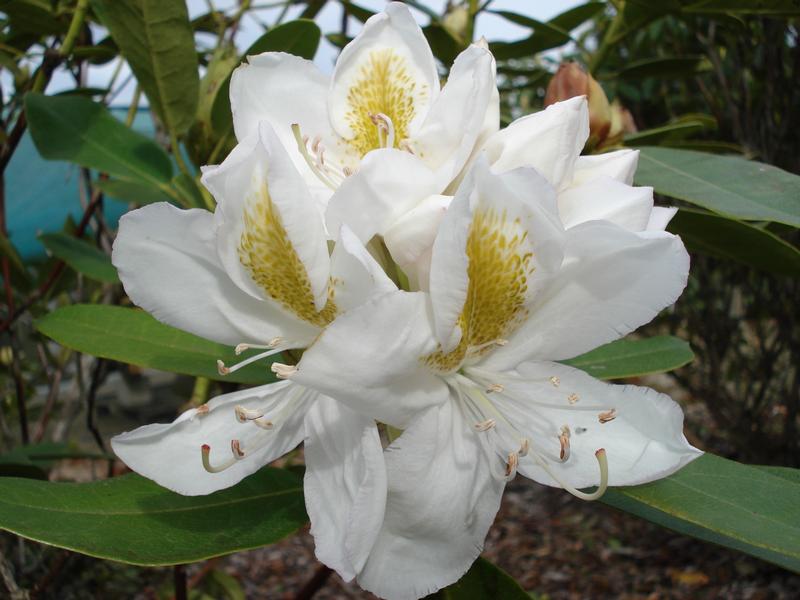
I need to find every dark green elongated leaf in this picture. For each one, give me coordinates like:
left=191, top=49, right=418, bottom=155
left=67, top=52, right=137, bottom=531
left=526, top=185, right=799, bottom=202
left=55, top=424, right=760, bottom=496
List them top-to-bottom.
left=0, top=0, right=63, bottom=35
left=91, top=0, right=199, bottom=136
left=683, top=0, right=800, bottom=15
left=345, top=2, right=376, bottom=23
left=549, top=2, right=606, bottom=31
left=489, top=15, right=572, bottom=61
left=211, top=20, right=321, bottom=134
left=423, top=23, right=462, bottom=67
left=613, top=56, right=710, bottom=80
left=25, top=93, right=173, bottom=186
left=625, top=121, right=709, bottom=146
left=635, top=147, right=800, bottom=228
left=171, top=172, right=209, bottom=209
left=95, top=178, right=176, bottom=206
left=669, top=208, right=800, bottom=277
left=39, top=233, right=119, bottom=283
left=35, top=305, right=276, bottom=386
left=561, top=336, right=693, bottom=379
left=603, top=454, right=800, bottom=573
left=0, top=469, right=307, bottom=566
left=434, top=558, right=529, bottom=599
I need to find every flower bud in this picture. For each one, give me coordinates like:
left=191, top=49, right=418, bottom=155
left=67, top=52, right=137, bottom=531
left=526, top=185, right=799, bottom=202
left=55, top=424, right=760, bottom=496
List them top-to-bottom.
left=443, top=5, right=470, bottom=45
left=545, top=62, right=613, bottom=151
left=598, top=100, right=638, bottom=150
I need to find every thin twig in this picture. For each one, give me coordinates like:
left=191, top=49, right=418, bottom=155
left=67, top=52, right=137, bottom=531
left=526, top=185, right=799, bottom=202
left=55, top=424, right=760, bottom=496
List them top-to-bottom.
left=85, top=358, right=107, bottom=454
left=294, top=564, right=333, bottom=600
left=172, top=565, right=188, bottom=600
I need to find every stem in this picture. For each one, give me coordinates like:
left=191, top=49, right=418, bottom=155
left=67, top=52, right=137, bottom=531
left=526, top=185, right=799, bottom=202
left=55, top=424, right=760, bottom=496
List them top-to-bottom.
left=60, top=0, right=90, bottom=59
left=588, top=6, right=623, bottom=73
left=125, top=86, right=142, bottom=128
left=170, top=130, right=192, bottom=178
left=190, top=377, right=210, bottom=406
left=293, top=564, right=332, bottom=600
left=173, top=565, right=187, bottom=600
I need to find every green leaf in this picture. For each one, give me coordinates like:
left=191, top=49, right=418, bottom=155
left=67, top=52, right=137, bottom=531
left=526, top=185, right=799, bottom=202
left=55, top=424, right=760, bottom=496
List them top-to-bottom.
left=91, top=0, right=199, bottom=136
left=683, top=0, right=800, bottom=15
left=549, top=2, right=606, bottom=31
left=489, top=14, right=572, bottom=60
left=210, top=20, right=321, bottom=135
left=611, top=56, right=710, bottom=80
left=25, top=93, right=173, bottom=186
left=625, top=114, right=716, bottom=145
left=634, top=147, right=800, bottom=228
left=94, top=178, right=176, bottom=206
left=669, top=208, right=800, bottom=277
left=39, top=233, right=119, bottom=283
left=35, top=305, right=276, bottom=386
left=562, top=336, right=694, bottom=379
left=603, top=454, right=800, bottom=573
left=0, top=468, right=307, bottom=566
left=434, top=558, right=529, bottom=599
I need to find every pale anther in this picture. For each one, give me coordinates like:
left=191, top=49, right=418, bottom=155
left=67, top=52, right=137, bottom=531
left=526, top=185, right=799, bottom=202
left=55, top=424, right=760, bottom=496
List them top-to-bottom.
left=235, top=337, right=282, bottom=355
left=217, top=360, right=230, bottom=375
left=271, top=362, right=297, bottom=379
left=549, top=376, right=560, bottom=387
left=486, top=383, right=504, bottom=393
left=568, top=393, right=579, bottom=404
left=195, top=404, right=209, bottom=416
left=235, top=405, right=263, bottom=423
left=598, top=408, right=617, bottom=424
left=473, top=418, right=496, bottom=432
left=559, top=425, right=571, bottom=461
left=519, top=438, right=530, bottom=457
left=231, top=439, right=245, bottom=459
left=505, top=451, right=519, bottom=478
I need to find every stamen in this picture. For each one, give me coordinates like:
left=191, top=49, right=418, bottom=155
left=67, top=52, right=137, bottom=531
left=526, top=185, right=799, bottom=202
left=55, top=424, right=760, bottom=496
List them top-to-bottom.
left=370, top=113, right=396, bottom=149
left=291, top=124, right=338, bottom=190
left=235, top=337, right=283, bottom=355
left=468, top=338, right=508, bottom=354
left=218, top=346, right=286, bottom=376
left=271, top=362, right=297, bottom=379
left=550, top=376, right=560, bottom=387
left=486, top=383, right=504, bottom=393
left=568, top=393, right=579, bottom=404
left=195, top=404, right=209, bottom=416
left=234, top=405, right=274, bottom=430
left=235, top=405, right=263, bottom=422
left=598, top=408, right=617, bottom=424
left=474, top=418, right=496, bottom=432
left=559, top=425, right=571, bottom=461
left=519, top=438, right=530, bottom=457
left=231, top=439, right=245, bottom=459
left=200, top=444, right=236, bottom=474
left=535, top=448, right=609, bottom=501
left=505, top=451, right=519, bottom=479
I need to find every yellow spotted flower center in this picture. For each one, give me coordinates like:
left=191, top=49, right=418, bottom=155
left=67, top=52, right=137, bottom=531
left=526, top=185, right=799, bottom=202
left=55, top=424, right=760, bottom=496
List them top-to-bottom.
left=345, top=48, right=426, bottom=157
left=238, top=183, right=337, bottom=328
left=425, top=207, right=534, bottom=373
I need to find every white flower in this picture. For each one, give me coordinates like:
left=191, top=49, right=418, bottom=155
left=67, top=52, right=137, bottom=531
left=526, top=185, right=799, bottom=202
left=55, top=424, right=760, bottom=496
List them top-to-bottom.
left=229, top=1, right=496, bottom=218
left=334, top=96, right=679, bottom=289
left=110, top=122, right=396, bottom=582
left=279, top=159, right=701, bottom=599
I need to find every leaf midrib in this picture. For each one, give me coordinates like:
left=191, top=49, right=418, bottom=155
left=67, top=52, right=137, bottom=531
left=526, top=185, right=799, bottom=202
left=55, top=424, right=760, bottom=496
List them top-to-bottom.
left=0, top=485, right=303, bottom=517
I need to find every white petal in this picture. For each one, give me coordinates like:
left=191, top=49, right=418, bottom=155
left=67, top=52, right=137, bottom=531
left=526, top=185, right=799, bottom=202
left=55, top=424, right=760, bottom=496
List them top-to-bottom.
left=328, top=2, right=438, bottom=151
left=411, top=44, right=496, bottom=188
left=229, top=52, right=334, bottom=205
left=482, top=96, right=589, bottom=189
left=203, top=123, right=331, bottom=314
left=325, top=148, right=439, bottom=243
left=571, top=149, right=639, bottom=187
left=429, top=158, right=565, bottom=352
left=558, top=176, right=654, bottom=231
left=383, top=194, right=451, bottom=289
left=112, top=202, right=317, bottom=347
left=647, top=206, right=678, bottom=231
left=484, top=221, right=689, bottom=369
left=329, top=225, right=397, bottom=313
left=292, top=290, right=448, bottom=429
left=481, top=361, right=702, bottom=489
left=111, top=381, right=313, bottom=495
left=304, top=397, right=386, bottom=582
left=358, top=399, right=506, bottom=600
